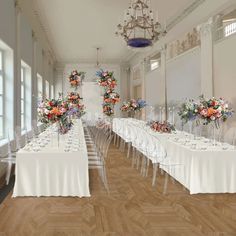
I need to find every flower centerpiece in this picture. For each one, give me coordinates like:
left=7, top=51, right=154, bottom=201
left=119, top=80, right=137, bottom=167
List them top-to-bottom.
left=96, top=69, right=120, bottom=117
left=68, top=70, right=85, bottom=89
left=198, top=95, right=234, bottom=127
left=38, top=97, right=72, bottom=134
left=120, top=99, right=147, bottom=113
left=178, top=99, right=199, bottom=124
left=120, top=101, right=130, bottom=112
left=148, top=121, right=176, bottom=133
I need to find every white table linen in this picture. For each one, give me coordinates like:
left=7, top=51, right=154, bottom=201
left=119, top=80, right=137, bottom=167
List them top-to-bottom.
left=113, top=118, right=236, bottom=194
left=13, top=120, right=90, bottom=197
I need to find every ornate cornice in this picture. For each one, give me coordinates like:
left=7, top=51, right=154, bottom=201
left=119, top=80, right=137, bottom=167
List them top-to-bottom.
left=167, top=0, right=206, bottom=31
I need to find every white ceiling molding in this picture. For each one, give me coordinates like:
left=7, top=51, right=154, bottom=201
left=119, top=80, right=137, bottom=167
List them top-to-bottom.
left=32, top=0, right=57, bottom=62
left=32, top=0, right=198, bottom=64
left=167, top=0, right=206, bottom=30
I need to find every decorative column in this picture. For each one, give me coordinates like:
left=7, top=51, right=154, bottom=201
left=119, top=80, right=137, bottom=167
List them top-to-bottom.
left=14, top=0, right=21, bottom=132
left=199, top=18, right=214, bottom=98
left=32, top=31, right=38, bottom=127
left=160, top=45, right=167, bottom=121
left=141, top=59, right=146, bottom=120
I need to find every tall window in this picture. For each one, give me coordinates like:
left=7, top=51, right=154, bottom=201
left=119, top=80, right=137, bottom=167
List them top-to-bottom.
left=225, top=22, right=236, bottom=37
left=0, top=50, right=4, bottom=139
left=150, top=60, right=160, bottom=71
left=21, top=61, right=32, bottom=133
left=21, top=67, right=26, bottom=131
left=37, top=73, right=43, bottom=100
left=45, top=80, right=50, bottom=98
left=51, top=84, right=54, bottom=99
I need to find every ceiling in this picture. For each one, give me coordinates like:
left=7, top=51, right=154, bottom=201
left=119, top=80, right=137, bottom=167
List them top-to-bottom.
left=33, top=0, right=196, bottom=64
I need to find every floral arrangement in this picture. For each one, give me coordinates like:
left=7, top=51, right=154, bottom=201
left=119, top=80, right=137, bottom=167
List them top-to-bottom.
left=96, top=69, right=120, bottom=116
left=68, top=70, right=85, bottom=89
left=96, top=70, right=117, bottom=89
left=103, top=89, right=120, bottom=104
left=66, top=92, right=85, bottom=119
left=66, top=92, right=82, bottom=104
left=38, top=93, right=86, bottom=133
left=178, top=96, right=234, bottom=127
left=198, top=96, right=234, bottom=126
left=38, top=97, right=72, bottom=134
left=120, top=99, right=147, bottom=113
left=178, top=99, right=199, bottom=124
left=68, top=103, right=86, bottom=119
left=102, top=103, right=114, bottom=116
left=148, top=121, right=176, bottom=133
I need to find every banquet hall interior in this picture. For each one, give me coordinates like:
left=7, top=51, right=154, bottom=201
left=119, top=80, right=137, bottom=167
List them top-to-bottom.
left=0, top=0, right=236, bottom=235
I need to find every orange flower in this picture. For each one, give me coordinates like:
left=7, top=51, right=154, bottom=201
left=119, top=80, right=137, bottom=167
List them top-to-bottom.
left=71, top=80, right=77, bottom=85
left=51, top=107, right=61, bottom=116
left=207, top=107, right=216, bottom=117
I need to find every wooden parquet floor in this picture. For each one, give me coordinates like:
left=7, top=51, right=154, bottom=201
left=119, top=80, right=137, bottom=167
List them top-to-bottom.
left=0, top=144, right=236, bottom=236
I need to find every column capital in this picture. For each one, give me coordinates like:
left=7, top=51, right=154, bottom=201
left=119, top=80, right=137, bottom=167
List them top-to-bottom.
left=15, top=0, right=22, bottom=13
left=198, top=17, right=214, bottom=36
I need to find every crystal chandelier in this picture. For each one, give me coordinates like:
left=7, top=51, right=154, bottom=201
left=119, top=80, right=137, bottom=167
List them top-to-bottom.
left=116, top=0, right=166, bottom=48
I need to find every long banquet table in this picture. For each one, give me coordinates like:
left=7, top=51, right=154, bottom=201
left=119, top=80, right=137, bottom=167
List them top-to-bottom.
left=113, top=118, right=236, bottom=194
left=13, top=119, right=90, bottom=197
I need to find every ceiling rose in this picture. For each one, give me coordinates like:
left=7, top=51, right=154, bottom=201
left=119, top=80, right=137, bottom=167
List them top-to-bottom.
left=116, top=0, right=167, bottom=48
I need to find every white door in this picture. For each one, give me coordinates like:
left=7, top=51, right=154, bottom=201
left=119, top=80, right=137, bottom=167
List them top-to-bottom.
left=81, top=82, right=104, bottom=120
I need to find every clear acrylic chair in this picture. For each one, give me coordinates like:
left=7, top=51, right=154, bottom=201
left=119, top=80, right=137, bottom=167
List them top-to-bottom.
left=84, top=123, right=113, bottom=191
left=0, top=131, right=20, bottom=185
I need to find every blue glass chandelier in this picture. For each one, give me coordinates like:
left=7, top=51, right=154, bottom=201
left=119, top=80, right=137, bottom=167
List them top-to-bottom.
left=116, top=0, right=166, bottom=48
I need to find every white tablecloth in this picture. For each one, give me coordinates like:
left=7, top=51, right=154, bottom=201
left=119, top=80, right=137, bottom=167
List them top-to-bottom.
left=113, top=118, right=236, bottom=194
left=13, top=120, right=90, bottom=197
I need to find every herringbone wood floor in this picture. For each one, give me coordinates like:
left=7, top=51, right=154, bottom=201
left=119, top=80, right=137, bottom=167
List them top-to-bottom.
left=0, top=144, right=236, bottom=236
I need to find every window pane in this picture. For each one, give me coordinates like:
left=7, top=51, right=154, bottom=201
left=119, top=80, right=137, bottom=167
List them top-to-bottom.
left=225, top=22, right=236, bottom=37
left=0, top=51, right=2, bottom=71
left=21, top=68, right=24, bottom=82
left=0, top=74, right=2, bottom=94
left=45, top=80, right=49, bottom=98
left=21, top=84, right=24, bottom=99
left=51, top=85, right=54, bottom=99
left=0, top=96, right=2, bottom=115
left=21, top=99, right=24, bottom=113
left=0, top=117, right=3, bottom=138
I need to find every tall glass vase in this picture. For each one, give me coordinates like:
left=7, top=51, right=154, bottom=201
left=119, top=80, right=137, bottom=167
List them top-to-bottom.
left=211, top=120, right=221, bottom=146
left=57, top=122, right=61, bottom=148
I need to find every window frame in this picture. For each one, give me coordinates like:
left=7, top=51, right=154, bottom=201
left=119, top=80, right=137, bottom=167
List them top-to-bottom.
left=225, top=22, right=236, bottom=37
left=0, top=50, right=5, bottom=140
left=21, top=66, right=26, bottom=132
left=37, top=73, right=43, bottom=100
left=45, top=80, right=50, bottom=99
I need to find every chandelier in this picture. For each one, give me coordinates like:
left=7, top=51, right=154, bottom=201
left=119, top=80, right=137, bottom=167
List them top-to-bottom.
left=116, top=0, right=166, bottom=48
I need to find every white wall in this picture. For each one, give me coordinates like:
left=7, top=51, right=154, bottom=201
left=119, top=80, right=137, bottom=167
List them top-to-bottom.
left=0, top=0, right=15, bottom=50
left=20, top=14, right=33, bottom=66
left=214, top=34, right=236, bottom=129
left=166, top=47, right=201, bottom=105
left=145, top=68, right=164, bottom=107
